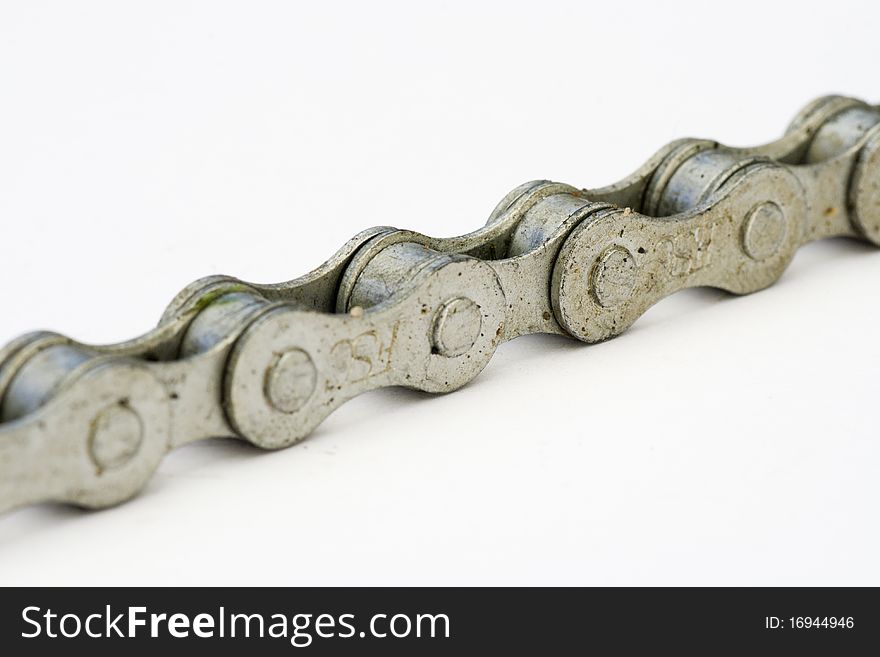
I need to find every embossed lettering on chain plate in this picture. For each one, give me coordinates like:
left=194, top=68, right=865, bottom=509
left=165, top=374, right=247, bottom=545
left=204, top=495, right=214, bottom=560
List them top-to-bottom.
left=1, top=95, right=878, bottom=513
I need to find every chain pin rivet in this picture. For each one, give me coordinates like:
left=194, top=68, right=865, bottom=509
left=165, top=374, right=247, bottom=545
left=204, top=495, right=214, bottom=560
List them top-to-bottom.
left=742, top=201, right=786, bottom=261
left=591, top=245, right=637, bottom=308
left=431, top=297, right=482, bottom=358
left=265, top=348, right=317, bottom=414
left=88, top=402, right=144, bottom=472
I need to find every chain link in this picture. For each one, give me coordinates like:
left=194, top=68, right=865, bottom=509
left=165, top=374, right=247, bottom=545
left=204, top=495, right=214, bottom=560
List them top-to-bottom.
left=1, top=95, right=878, bottom=513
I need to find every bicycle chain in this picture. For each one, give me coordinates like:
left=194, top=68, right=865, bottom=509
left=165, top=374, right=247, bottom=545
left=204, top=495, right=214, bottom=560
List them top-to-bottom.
left=1, top=95, right=878, bottom=513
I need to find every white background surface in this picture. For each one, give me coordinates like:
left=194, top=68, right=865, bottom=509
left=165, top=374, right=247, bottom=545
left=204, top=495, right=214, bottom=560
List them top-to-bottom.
left=0, top=0, right=878, bottom=586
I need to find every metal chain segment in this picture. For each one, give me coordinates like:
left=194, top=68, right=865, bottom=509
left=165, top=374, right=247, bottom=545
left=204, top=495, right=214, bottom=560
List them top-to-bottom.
left=1, top=95, right=878, bottom=514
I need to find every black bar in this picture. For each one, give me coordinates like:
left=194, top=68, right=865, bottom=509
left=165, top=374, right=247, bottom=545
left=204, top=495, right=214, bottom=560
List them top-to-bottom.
left=1, top=587, right=876, bottom=654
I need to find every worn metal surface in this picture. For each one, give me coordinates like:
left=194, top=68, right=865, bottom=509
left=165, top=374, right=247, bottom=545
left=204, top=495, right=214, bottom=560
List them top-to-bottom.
left=0, top=94, right=878, bottom=513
